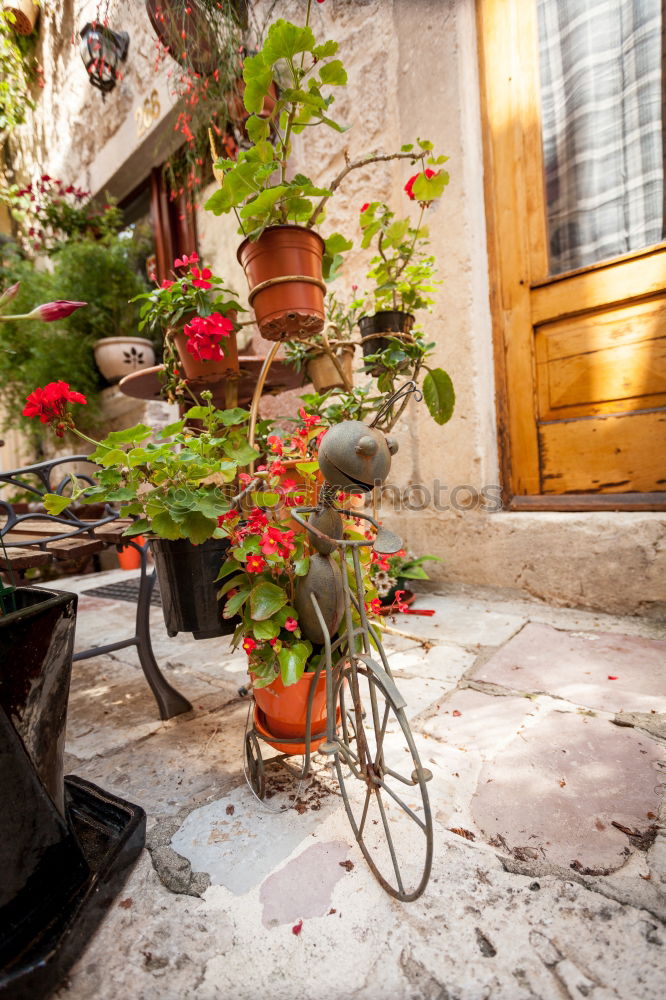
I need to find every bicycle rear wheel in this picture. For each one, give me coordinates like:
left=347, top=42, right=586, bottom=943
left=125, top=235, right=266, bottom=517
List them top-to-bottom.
left=334, top=659, right=433, bottom=901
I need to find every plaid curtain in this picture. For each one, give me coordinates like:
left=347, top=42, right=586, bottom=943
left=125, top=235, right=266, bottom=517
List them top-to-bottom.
left=537, top=0, right=663, bottom=274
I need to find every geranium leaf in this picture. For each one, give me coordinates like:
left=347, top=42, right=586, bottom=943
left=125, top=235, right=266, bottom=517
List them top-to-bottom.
left=319, top=59, right=347, bottom=86
left=412, top=170, right=449, bottom=203
left=423, top=368, right=455, bottom=425
left=43, top=493, right=72, bottom=516
left=151, top=511, right=182, bottom=540
left=178, top=511, right=217, bottom=544
left=278, top=642, right=310, bottom=686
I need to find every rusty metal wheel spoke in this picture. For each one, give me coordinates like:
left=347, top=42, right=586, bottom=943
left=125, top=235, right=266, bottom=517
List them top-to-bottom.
left=334, top=663, right=433, bottom=902
left=244, top=731, right=265, bottom=800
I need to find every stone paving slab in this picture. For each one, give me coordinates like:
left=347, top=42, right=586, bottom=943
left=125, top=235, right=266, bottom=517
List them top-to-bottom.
left=39, top=570, right=666, bottom=999
left=472, top=622, right=666, bottom=713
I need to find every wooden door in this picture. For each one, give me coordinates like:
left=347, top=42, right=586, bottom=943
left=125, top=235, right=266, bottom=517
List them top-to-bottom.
left=477, top=0, right=666, bottom=510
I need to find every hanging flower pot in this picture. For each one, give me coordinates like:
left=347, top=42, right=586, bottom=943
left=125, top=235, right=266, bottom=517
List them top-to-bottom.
left=3, top=0, right=39, bottom=34
left=237, top=226, right=327, bottom=342
left=358, top=310, right=415, bottom=375
left=169, top=311, right=239, bottom=383
left=93, top=336, right=156, bottom=383
left=305, top=345, right=354, bottom=393
left=151, top=536, right=240, bottom=640
left=252, top=668, right=329, bottom=753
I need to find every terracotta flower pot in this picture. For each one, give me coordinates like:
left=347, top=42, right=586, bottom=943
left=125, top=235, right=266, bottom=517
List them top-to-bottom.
left=3, top=0, right=39, bottom=34
left=237, top=226, right=326, bottom=342
left=358, top=310, right=415, bottom=375
left=171, top=316, right=239, bottom=382
left=93, top=337, right=156, bottom=384
left=305, top=345, right=354, bottom=393
left=252, top=668, right=329, bottom=752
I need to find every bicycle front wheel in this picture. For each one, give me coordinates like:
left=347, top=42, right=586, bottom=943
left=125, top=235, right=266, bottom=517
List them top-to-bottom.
left=334, top=660, right=433, bottom=901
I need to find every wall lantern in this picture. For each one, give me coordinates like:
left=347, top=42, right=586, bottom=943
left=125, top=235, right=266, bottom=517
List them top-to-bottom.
left=79, top=23, right=130, bottom=97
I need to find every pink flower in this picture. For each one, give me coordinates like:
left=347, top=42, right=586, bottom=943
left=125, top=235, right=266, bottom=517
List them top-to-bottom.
left=404, top=168, right=439, bottom=203
left=173, top=252, right=199, bottom=268
left=191, top=266, right=213, bottom=290
left=161, top=279, right=174, bottom=289
left=34, top=300, right=87, bottom=321
left=22, top=381, right=87, bottom=437
left=298, top=407, right=320, bottom=429
left=269, top=459, right=286, bottom=477
left=284, top=618, right=298, bottom=632
left=242, top=637, right=257, bottom=654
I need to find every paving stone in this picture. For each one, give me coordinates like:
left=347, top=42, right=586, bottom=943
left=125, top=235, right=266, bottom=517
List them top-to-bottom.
left=382, top=593, right=526, bottom=650
left=472, top=622, right=666, bottom=713
left=418, top=687, right=538, bottom=755
left=472, top=709, right=666, bottom=872
left=259, top=840, right=350, bottom=927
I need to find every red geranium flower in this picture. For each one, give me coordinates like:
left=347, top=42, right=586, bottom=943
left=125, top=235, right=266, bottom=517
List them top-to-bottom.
left=404, top=168, right=439, bottom=203
left=360, top=202, right=370, bottom=213
left=173, top=252, right=199, bottom=268
left=191, top=267, right=213, bottom=290
left=183, top=313, right=234, bottom=362
left=22, top=381, right=87, bottom=437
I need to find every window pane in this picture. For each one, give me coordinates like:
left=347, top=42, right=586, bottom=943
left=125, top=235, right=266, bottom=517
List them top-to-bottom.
left=538, top=0, right=663, bottom=274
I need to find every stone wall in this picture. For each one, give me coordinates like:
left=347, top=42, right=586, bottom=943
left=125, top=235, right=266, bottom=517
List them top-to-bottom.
left=10, top=0, right=665, bottom=615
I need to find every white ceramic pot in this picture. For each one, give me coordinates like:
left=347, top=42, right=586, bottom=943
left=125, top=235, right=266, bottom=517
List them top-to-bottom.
left=3, top=0, right=39, bottom=34
left=93, top=337, right=156, bottom=384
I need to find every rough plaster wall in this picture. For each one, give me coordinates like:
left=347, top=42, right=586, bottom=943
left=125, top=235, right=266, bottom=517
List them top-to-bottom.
left=14, top=0, right=666, bottom=615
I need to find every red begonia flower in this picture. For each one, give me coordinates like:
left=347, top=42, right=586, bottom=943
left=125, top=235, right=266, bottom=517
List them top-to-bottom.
left=246, top=553, right=266, bottom=573
left=284, top=617, right=298, bottom=632
left=242, top=637, right=257, bottom=654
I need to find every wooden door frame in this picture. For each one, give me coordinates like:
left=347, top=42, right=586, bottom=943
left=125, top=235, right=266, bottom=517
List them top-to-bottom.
left=477, top=0, right=666, bottom=512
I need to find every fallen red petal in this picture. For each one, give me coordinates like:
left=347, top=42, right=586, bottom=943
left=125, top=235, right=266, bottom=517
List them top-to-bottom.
left=608, top=675, right=618, bottom=680
left=292, top=920, right=303, bottom=936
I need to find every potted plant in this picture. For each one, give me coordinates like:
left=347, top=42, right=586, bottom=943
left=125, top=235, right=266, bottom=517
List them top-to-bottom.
left=3, top=0, right=39, bottom=35
left=205, top=9, right=446, bottom=342
left=356, top=176, right=446, bottom=369
left=132, top=252, right=244, bottom=395
left=283, top=292, right=357, bottom=393
left=23, top=382, right=260, bottom=640
left=370, top=548, right=442, bottom=612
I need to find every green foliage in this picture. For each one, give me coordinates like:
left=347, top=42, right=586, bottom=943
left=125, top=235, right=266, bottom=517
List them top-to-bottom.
left=0, top=11, right=36, bottom=142
left=205, top=18, right=349, bottom=239
left=360, top=202, right=438, bottom=313
left=52, top=237, right=151, bottom=345
left=0, top=250, right=102, bottom=439
left=43, top=397, right=258, bottom=544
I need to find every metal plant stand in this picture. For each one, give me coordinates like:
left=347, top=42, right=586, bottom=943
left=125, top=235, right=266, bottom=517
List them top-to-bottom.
left=242, top=380, right=434, bottom=902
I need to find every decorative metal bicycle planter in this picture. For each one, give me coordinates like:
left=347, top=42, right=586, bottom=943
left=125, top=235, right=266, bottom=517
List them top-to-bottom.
left=242, top=382, right=434, bottom=902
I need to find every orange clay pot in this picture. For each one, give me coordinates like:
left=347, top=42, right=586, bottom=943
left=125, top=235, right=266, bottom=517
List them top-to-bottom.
left=237, top=226, right=326, bottom=342
left=170, top=314, right=239, bottom=382
left=117, top=536, right=145, bottom=571
left=252, top=668, right=329, bottom=751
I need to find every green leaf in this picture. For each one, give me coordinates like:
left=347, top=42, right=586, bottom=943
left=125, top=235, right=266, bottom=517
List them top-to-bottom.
left=262, top=20, right=316, bottom=64
left=312, top=40, right=338, bottom=59
left=242, top=53, right=274, bottom=114
left=318, top=59, right=347, bottom=86
left=245, top=115, right=270, bottom=144
left=400, top=143, right=414, bottom=152
left=412, top=169, right=449, bottom=203
left=324, top=232, right=353, bottom=256
left=423, top=368, right=455, bottom=425
left=182, top=405, right=210, bottom=421
left=216, top=407, right=250, bottom=426
left=157, top=419, right=186, bottom=438
left=101, top=424, right=152, bottom=446
left=222, top=440, right=260, bottom=465
left=95, top=447, right=127, bottom=468
left=294, top=461, right=319, bottom=479
left=43, top=493, right=72, bottom=516
left=151, top=511, right=182, bottom=540
left=179, top=511, right=217, bottom=544
left=121, top=519, right=151, bottom=537
left=293, top=554, right=310, bottom=577
left=215, top=558, right=240, bottom=581
left=398, top=566, right=430, bottom=580
left=218, top=573, right=247, bottom=598
left=249, top=581, right=288, bottom=621
left=224, top=587, right=250, bottom=618
left=274, top=605, right=297, bottom=627
left=253, top=618, right=280, bottom=640
left=278, top=642, right=310, bottom=686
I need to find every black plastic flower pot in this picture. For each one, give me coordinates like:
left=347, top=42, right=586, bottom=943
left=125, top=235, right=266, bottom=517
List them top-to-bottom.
left=358, top=310, right=415, bottom=374
left=150, top=536, right=239, bottom=639
left=0, top=586, right=146, bottom=998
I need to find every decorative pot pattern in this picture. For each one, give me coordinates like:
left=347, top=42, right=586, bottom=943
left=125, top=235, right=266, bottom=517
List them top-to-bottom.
left=237, top=225, right=326, bottom=342
left=93, top=337, right=155, bottom=383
